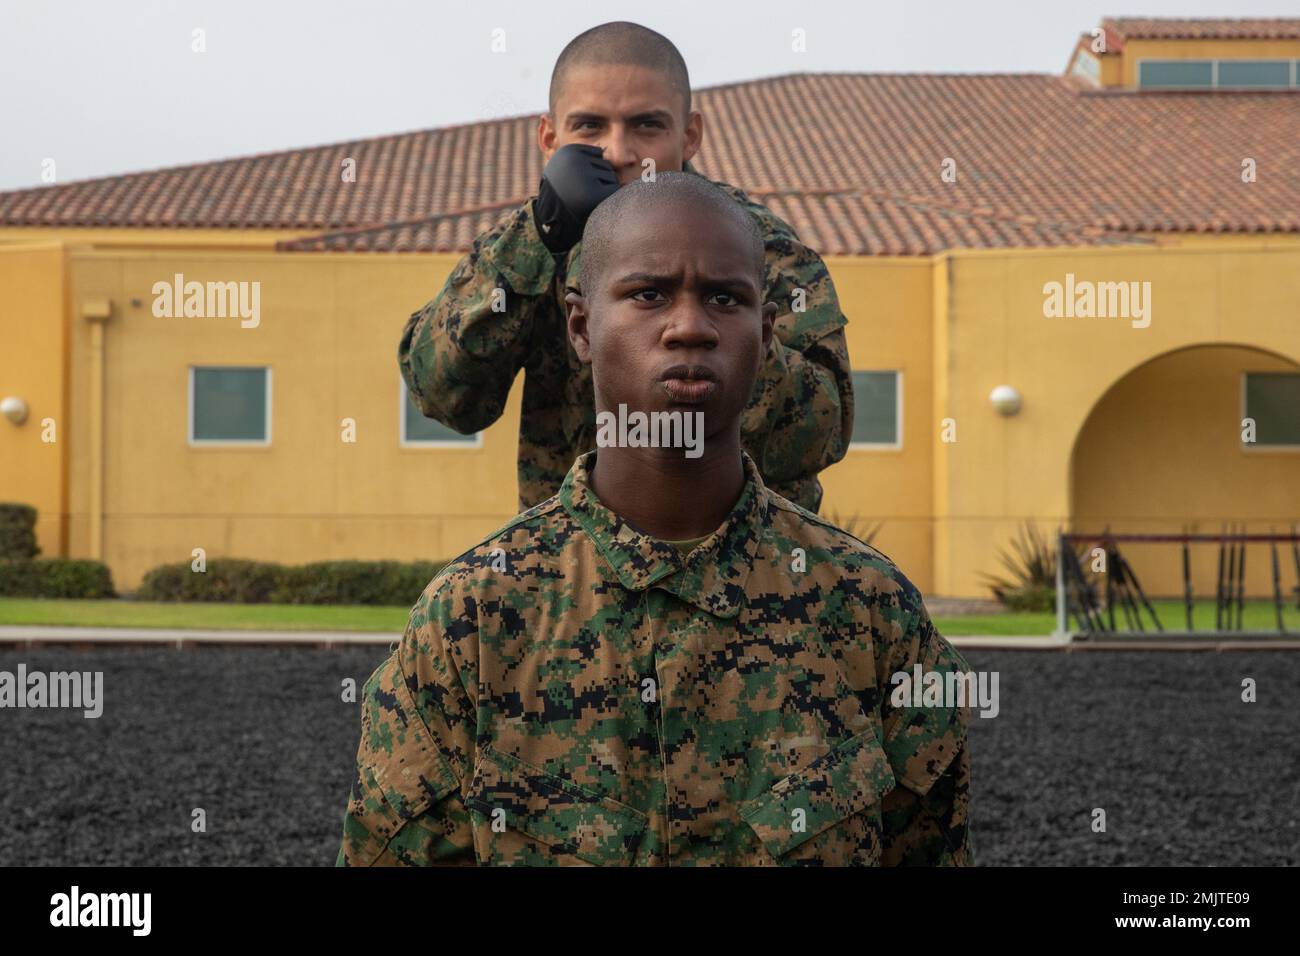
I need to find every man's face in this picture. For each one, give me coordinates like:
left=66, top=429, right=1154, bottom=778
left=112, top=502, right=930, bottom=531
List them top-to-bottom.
left=539, top=64, right=704, bottom=186
left=567, top=201, right=775, bottom=441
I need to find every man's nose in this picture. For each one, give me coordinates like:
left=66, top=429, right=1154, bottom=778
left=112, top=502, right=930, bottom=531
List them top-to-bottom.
left=599, top=128, right=638, bottom=173
left=663, top=298, right=719, bottom=349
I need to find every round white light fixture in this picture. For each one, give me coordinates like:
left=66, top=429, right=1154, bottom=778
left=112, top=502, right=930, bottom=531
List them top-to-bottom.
left=989, top=385, right=1022, bottom=416
left=1, top=396, right=29, bottom=425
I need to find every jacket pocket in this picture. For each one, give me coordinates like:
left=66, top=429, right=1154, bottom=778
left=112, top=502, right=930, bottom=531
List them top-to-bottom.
left=739, top=728, right=898, bottom=866
left=464, top=745, right=648, bottom=866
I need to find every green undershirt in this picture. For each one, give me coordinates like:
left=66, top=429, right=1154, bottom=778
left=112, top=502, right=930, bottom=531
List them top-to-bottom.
left=662, top=535, right=710, bottom=557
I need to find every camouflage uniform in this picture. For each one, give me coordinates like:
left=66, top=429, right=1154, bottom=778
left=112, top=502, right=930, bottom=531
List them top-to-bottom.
left=398, top=162, right=854, bottom=514
left=338, top=451, right=974, bottom=866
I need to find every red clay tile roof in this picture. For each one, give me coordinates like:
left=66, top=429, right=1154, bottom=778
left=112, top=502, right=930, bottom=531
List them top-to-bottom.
left=1103, top=17, right=1300, bottom=41
left=2, top=70, right=1298, bottom=254
left=277, top=187, right=1144, bottom=257
left=753, top=191, right=1146, bottom=256
left=277, top=198, right=529, bottom=254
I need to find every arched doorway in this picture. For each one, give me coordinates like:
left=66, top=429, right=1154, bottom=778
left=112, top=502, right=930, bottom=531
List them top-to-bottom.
left=1070, top=343, right=1300, bottom=601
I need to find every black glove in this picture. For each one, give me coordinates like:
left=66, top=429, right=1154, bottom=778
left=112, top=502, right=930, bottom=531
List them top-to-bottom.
left=531, top=144, right=620, bottom=255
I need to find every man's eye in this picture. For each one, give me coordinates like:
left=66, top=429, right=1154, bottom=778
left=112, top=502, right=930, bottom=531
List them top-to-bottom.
left=631, top=289, right=664, bottom=303
left=709, top=293, right=739, bottom=307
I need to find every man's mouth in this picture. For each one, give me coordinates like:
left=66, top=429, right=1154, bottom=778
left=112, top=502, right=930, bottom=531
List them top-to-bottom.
left=659, top=365, right=719, bottom=404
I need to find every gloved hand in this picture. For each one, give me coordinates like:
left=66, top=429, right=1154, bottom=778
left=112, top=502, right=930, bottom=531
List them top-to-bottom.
left=531, top=144, right=620, bottom=255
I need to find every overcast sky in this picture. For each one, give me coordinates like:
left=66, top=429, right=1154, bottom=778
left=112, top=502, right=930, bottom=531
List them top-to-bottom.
left=1, top=0, right=1295, bottom=191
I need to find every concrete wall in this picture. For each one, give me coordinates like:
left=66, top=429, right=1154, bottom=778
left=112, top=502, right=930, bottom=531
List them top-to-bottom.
left=0, top=226, right=312, bottom=249
left=6, top=236, right=1298, bottom=600
left=0, top=242, right=69, bottom=559
left=933, top=243, right=1300, bottom=597
left=37, top=247, right=937, bottom=592
left=62, top=249, right=522, bottom=588
left=820, top=256, right=934, bottom=589
left=1073, top=343, right=1300, bottom=598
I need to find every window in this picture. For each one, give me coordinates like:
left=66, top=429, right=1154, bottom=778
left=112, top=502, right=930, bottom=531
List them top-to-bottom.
left=1070, top=50, right=1100, bottom=84
left=1139, top=58, right=1299, bottom=90
left=1138, top=60, right=1213, bottom=88
left=1217, top=60, right=1292, bottom=89
left=189, top=366, right=270, bottom=445
left=850, top=370, right=901, bottom=449
left=1243, top=372, right=1300, bottom=448
left=400, top=383, right=481, bottom=447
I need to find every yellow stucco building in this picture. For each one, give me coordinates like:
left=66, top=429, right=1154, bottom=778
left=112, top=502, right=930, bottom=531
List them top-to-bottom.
left=2, top=17, right=1298, bottom=599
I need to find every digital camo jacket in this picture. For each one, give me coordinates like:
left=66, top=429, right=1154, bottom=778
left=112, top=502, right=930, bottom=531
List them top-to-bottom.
left=398, top=163, right=854, bottom=514
left=338, top=451, right=975, bottom=867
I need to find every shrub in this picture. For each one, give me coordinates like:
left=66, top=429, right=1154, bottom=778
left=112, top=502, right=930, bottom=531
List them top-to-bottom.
left=0, top=503, right=40, bottom=560
left=136, top=558, right=446, bottom=605
left=136, top=558, right=284, bottom=603
left=0, top=559, right=115, bottom=598
left=274, top=561, right=446, bottom=606
left=999, top=584, right=1056, bottom=613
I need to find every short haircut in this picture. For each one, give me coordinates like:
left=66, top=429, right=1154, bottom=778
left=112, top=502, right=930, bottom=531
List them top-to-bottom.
left=549, top=21, right=691, bottom=122
left=579, top=172, right=767, bottom=298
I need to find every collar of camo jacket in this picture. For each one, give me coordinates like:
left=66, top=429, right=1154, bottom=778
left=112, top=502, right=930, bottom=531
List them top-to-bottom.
left=558, top=450, right=766, bottom=618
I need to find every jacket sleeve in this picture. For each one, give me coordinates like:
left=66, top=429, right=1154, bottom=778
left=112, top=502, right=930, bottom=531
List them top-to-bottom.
left=732, top=192, right=855, bottom=511
left=398, top=201, right=557, bottom=433
left=871, top=573, right=975, bottom=866
left=337, top=587, right=479, bottom=867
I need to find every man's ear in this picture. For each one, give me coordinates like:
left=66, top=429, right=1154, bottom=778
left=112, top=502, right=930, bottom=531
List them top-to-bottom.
left=681, top=110, right=704, bottom=164
left=538, top=113, right=559, bottom=162
left=566, top=291, right=593, bottom=363
left=759, top=301, right=776, bottom=358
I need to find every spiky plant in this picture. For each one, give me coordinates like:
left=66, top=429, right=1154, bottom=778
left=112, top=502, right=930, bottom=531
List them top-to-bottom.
left=825, top=511, right=883, bottom=546
left=979, top=521, right=1061, bottom=610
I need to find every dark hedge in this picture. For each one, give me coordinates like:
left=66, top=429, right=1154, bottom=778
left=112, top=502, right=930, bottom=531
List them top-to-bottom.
left=135, top=558, right=446, bottom=606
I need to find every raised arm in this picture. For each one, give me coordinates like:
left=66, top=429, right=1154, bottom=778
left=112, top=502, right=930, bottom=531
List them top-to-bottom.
left=726, top=189, right=855, bottom=512
left=398, top=202, right=557, bottom=433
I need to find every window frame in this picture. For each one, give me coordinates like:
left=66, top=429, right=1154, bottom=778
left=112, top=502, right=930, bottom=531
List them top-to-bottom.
left=187, top=365, right=272, bottom=448
left=848, top=369, right=903, bottom=452
left=1240, top=370, right=1300, bottom=453
left=398, top=380, right=483, bottom=449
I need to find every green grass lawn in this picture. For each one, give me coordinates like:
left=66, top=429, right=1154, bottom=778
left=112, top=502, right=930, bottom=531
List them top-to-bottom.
left=0, top=596, right=1296, bottom=636
left=0, top=598, right=409, bottom=632
left=937, top=598, right=1300, bottom=636
left=934, top=612, right=1057, bottom=636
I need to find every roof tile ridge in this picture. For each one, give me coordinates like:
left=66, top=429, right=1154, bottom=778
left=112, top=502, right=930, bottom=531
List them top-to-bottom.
left=746, top=184, right=1114, bottom=235
left=277, top=195, right=529, bottom=248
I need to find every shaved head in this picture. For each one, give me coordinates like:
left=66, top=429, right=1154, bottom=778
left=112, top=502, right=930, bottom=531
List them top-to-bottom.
left=549, top=21, right=691, bottom=122
left=579, top=172, right=766, bottom=297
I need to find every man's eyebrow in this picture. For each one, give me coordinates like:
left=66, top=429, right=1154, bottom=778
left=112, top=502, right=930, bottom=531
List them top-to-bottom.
left=565, top=109, right=675, bottom=126
left=626, top=109, right=674, bottom=125
left=611, top=271, right=757, bottom=292
left=611, top=271, right=676, bottom=286
left=700, top=275, right=761, bottom=298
